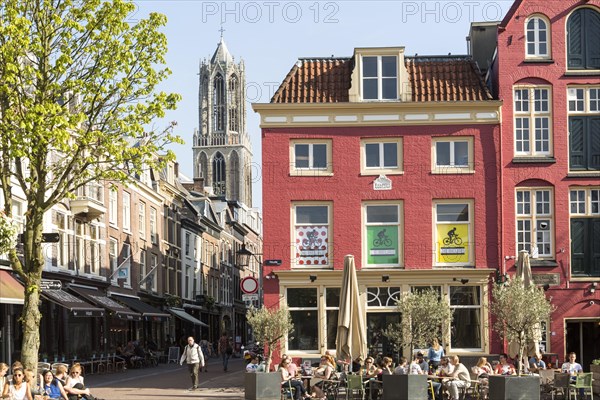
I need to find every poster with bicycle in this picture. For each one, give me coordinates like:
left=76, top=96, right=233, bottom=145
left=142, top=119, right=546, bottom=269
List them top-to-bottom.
left=436, top=223, right=469, bottom=264
left=295, top=225, right=328, bottom=266
left=367, top=226, right=398, bottom=265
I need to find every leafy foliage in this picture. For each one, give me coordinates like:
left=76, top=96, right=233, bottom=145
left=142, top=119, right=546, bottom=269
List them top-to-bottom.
left=0, top=0, right=180, bottom=372
left=0, top=211, right=18, bottom=253
left=491, top=277, right=554, bottom=375
left=382, top=288, right=453, bottom=356
left=246, top=305, right=293, bottom=372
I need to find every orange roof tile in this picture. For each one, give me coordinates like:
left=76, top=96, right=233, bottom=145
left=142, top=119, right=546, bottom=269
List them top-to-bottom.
left=271, top=55, right=492, bottom=103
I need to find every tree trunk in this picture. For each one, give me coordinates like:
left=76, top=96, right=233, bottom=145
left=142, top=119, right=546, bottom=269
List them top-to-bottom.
left=20, top=208, right=45, bottom=379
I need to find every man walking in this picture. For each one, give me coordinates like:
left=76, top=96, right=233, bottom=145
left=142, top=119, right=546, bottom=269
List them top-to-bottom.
left=218, top=333, right=231, bottom=372
left=180, top=336, right=205, bottom=391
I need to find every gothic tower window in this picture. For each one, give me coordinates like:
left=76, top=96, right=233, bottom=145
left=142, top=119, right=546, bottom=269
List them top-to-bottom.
left=213, top=73, right=225, bottom=131
left=228, top=75, right=239, bottom=132
left=229, top=150, right=240, bottom=200
left=198, top=152, right=208, bottom=180
left=213, top=152, right=226, bottom=195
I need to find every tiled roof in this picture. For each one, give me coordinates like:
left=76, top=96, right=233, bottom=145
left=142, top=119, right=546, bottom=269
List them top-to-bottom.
left=271, top=55, right=492, bottom=103
left=406, top=56, right=492, bottom=102
left=271, top=57, right=353, bottom=103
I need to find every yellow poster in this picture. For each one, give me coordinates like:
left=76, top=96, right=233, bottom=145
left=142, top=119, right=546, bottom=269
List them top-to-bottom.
left=436, top=224, right=469, bottom=264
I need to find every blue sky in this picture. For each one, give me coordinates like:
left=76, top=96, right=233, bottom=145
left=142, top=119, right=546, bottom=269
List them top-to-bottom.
left=134, top=1, right=512, bottom=209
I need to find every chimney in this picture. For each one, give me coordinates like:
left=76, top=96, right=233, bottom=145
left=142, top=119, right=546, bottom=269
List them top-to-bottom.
left=174, top=162, right=179, bottom=177
left=193, top=177, right=204, bottom=193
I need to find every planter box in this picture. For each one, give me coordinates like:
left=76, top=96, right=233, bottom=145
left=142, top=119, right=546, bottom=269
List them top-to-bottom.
left=591, top=364, right=600, bottom=395
left=244, top=372, right=281, bottom=400
left=382, top=374, right=427, bottom=400
left=489, top=375, right=540, bottom=400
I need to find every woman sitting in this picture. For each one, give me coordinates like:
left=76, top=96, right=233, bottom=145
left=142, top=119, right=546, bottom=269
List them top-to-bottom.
left=310, top=355, right=336, bottom=399
left=472, top=357, right=493, bottom=399
left=279, top=358, right=309, bottom=400
left=63, top=364, right=97, bottom=400
left=1, top=367, right=33, bottom=400
left=40, top=370, right=68, bottom=400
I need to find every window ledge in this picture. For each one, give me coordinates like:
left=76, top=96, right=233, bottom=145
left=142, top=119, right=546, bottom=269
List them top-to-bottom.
left=523, top=58, right=554, bottom=64
left=564, top=70, right=600, bottom=76
left=512, top=157, right=556, bottom=164
left=431, top=169, right=475, bottom=175
left=289, top=171, right=334, bottom=177
left=360, top=171, right=404, bottom=176
left=567, top=172, right=600, bottom=178
left=530, top=259, right=558, bottom=267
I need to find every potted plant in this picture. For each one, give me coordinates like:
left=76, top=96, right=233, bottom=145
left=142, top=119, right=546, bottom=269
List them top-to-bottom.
left=489, top=276, right=554, bottom=400
left=381, top=288, right=453, bottom=400
left=244, top=304, right=293, bottom=400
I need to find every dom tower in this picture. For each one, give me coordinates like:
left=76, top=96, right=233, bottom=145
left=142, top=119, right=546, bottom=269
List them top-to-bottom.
left=193, top=37, right=252, bottom=206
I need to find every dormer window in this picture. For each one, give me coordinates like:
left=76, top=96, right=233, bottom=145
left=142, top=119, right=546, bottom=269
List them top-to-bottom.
left=362, top=56, right=398, bottom=100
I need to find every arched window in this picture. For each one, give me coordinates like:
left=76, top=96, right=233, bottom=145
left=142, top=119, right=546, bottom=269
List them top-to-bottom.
left=567, top=8, right=600, bottom=69
left=525, top=16, right=550, bottom=58
left=213, top=74, right=225, bottom=131
left=228, top=75, right=239, bottom=132
left=229, top=150, right=239, bottom=200
left=197, top=152, right=208, bottom=180
left=212, top=152, right=226, bottom=196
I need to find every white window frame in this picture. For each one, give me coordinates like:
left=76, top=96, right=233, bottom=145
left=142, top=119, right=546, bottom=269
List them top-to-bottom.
left=525, top=15, right=551, bottom=59
left=361, top=55, right=398, bottom=101
left=513, top=86, right=553, bottom=157
left=568, top=86, right=600, bottom=113
left=432, top=137, right=474, bottom=174
left=360, top=138, right=403, bottom=175
left=290, top=139, right=333, bottom=176
left=570, top=187, right=600, bottom=216
left=516, top=188, right=554, bottom=258
left=109, top=190, right=117, bottom=225
left=122, top=192, right=131, bottom=232
left=433, top=200, right=474, bottom=266
left=138, top=201, right=146, bottom=238
left=362, top=201, right=403, bottom=268
left=292, top=202, right=332, bottom=268
left=150, top=207, right=157, bottom=244
left=89, top=224, right=99, bottom=275
left=109, top=238, right=118, bottom=281
left=139, top=249, right=147, bottom=291
left=150, top=253, right=158, bottom=292
left=449, top=285, right=484, bottom=352
left=286, top=287, right=320, bottom=353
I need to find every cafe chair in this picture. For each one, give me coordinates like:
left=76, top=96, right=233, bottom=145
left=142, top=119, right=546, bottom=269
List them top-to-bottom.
left=568, top=372, right=593, bottom=400
left=551, top=373, right=571, bottom=400
left=345, top=374, right=365, bottom=400
left=281, top=380, right=296, bottom=400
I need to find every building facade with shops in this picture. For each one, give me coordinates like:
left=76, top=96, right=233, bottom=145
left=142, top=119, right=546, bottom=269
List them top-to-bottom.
left=254, top=47, right=502, bottom=360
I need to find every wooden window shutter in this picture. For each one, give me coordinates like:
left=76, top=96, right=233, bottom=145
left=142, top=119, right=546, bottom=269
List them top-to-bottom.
left=584, top=9, right=600, bottom=69
left=568, top=10, right=584, bottom=69
left=569, top=116, right=586, bottom=169
left=570, top=218, right=587, bottom=275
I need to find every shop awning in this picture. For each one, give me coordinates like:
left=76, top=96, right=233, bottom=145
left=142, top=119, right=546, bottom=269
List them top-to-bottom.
left=0, top=270, right=24, bottom=305
left=69, top=286, right=141, bottom=321
left=42, top=289, right=104, bottom=317
left=111, top=294, right=170, bottom=322
left=168, top=307, right=208, bottom=327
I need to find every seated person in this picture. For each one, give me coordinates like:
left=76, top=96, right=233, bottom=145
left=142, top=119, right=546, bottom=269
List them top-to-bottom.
left=416, top=352, right=429, bottom=374
left=529, top=352, right=546, bottom=373
left=561, top=352, right=583, bottom=375
left=494, top=353, right=516, bottom=375
left=409, top=354, right=425, bottom=375
left=246, top=355, right=259, bottom=372
left=311, top=355, right=337, bottom=398
left=435, top=356, right=454, bottom=377
left=443, top=356, right=470, bottom=400
left=351, top=357, right=363, bottom=374
left=393, top=357, right=408, bottom=375
left=472, top=357, right=493, bottom=399
left=278, top=359, right=308, bottom=400
left=64, top=363, right=98, bottom=400
left=53, top=365, right=68, bottom=387
left=2, top=367, right=33, bottom=400
left=23, top=368, right=43, bottom=399
left=40, top=369, right=68, bottom=400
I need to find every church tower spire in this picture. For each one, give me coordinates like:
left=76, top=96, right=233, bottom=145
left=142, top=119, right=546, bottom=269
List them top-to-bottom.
left=193, top=37, right=252, bottom=207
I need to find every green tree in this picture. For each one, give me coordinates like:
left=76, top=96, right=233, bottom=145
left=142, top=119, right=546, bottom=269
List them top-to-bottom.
left=0, top=0, right=180, bottom=372
left=491, top=277, right=554, bottom=375
left=382, top=288, right=453, bottom=358
left=246, top=305, right=293, bottom=373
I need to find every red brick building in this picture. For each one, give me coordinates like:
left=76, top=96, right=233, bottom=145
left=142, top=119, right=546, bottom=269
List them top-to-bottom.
left=482, top=0, right=600, bottom=367
left=254, top=48, right=502, bottom=360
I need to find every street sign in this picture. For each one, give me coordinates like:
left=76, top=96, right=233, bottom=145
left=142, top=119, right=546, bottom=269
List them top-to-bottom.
left=264, top=259, right=282, bottom=266
left=240, top=276, right=259, bottom=294
left=39, top=279, right=62, bottom=291
left=242, top=293, right=259, bottom=301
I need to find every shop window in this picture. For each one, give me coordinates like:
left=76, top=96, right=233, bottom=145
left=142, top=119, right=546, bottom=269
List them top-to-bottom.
left=450, top=286, right=482, bottom=350
left=287, top=288, right=318, bottom=351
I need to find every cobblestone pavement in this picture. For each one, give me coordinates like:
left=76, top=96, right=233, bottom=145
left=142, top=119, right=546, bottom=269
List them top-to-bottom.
left=84, top=356, right=245, bottom=400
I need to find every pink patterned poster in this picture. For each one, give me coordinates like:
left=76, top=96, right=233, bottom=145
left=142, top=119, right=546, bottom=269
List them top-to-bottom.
left=295, top=225, right=328, bottom=266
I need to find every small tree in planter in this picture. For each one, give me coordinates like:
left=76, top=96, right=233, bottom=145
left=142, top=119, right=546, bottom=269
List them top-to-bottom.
left=491, top=276, right=554, bottom=376
left=382, top=288, right=453, bottom=357
left=246, top=304, right=293, bottom=373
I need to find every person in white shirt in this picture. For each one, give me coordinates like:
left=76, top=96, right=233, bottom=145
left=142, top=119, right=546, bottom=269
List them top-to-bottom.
left=180, top=336, right=205, bottom=391
left=561, top=352, right=583, bottom=375
left=409, top=355, right=424, bottom=375
left=246, top=356, right=259, bottom=372
left=443, top=356, right=470, bottom=400
left=393, top=357, right=408, bottom=375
